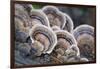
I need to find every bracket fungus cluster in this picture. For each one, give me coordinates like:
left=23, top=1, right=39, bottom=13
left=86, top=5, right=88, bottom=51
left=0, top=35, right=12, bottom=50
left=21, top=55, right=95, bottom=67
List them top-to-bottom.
left=15, top=4, right=95, bottom=65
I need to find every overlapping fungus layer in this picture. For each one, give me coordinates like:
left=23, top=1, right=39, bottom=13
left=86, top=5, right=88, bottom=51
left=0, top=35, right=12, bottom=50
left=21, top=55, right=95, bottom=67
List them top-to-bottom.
left=15, top=4, right=95, bottom=66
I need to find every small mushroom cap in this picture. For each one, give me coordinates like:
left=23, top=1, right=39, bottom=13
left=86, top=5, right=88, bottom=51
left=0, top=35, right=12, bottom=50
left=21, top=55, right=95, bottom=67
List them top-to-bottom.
left=21, top=4, right=34, bottom=13
left=42, top=6, right=66, bottom=29
left=42, top=6, right=59, bottom=13
left=29, top=10, right=50, bottom=27
left=63, top=13, right=74, bottom=33
left=29, top=24, right=57, bottom=54
left=66, top=57, right=80, bottom=63
left=80, top=57, right=89, bottom=62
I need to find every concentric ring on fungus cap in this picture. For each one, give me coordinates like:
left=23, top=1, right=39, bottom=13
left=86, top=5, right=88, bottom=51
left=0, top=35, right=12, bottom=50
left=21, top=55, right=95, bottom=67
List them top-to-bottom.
left=15, top=4, right=32, bottom=28
left=15, top=4, right=32, bottom=42
left=21, top=4, right=34, bottom=13
left=42, top=6, right=66, bottom=29
left=29, top=10, right=50, bottom=27
left=63, top=13, right=74, bottom=33
left=29, top=24, right=57, bottom=54
left=73, top=25, right=94, bottom=60
left=73, top=25, right=94, bottom=40
left=55, top=30, right=77, bottom=51
left=55, top=30, right=77, bottom=58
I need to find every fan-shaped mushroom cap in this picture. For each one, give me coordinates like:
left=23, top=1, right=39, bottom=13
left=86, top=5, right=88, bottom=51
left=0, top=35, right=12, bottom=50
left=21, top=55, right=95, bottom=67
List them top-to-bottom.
left=15, top=4, right=32, bottom=29
left=21, top=4, right=34, bottom=13
left=42, top=5, right=59, bottom=13
left=42, top=6, right=66, bottom=29
left=29, top=10, right=50, bottom=27
left=63, top=13, right=74, bottom=33
left=29, top=24, right=57, bottom=54
left=73, top=25, right=94, bottom=60
left=73, top=25, right=94, bottom=40
left=16, top=30, right=29, bottom=43
left=53, top=30, right=77, bottom=58
left=55, top=30, right=77, bottom=45
left=15, top=42, right=31, bottom=56
left=66, top=57, right=80, bottom=63
left=80, top=57, right=89, bottom=62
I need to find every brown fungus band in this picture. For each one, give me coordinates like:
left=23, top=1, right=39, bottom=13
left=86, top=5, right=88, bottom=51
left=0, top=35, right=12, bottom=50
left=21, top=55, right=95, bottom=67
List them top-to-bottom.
left=15, top=4, right=32, bottom=28
left=42, top=6, right=66, bottom=29
left=29, top=10, right=50, bottom=27
left=63, top=13, right=74, bottom=33
left=29, top=24, right=57, bottom=54
left=53, top=30, right=77, bottom=56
